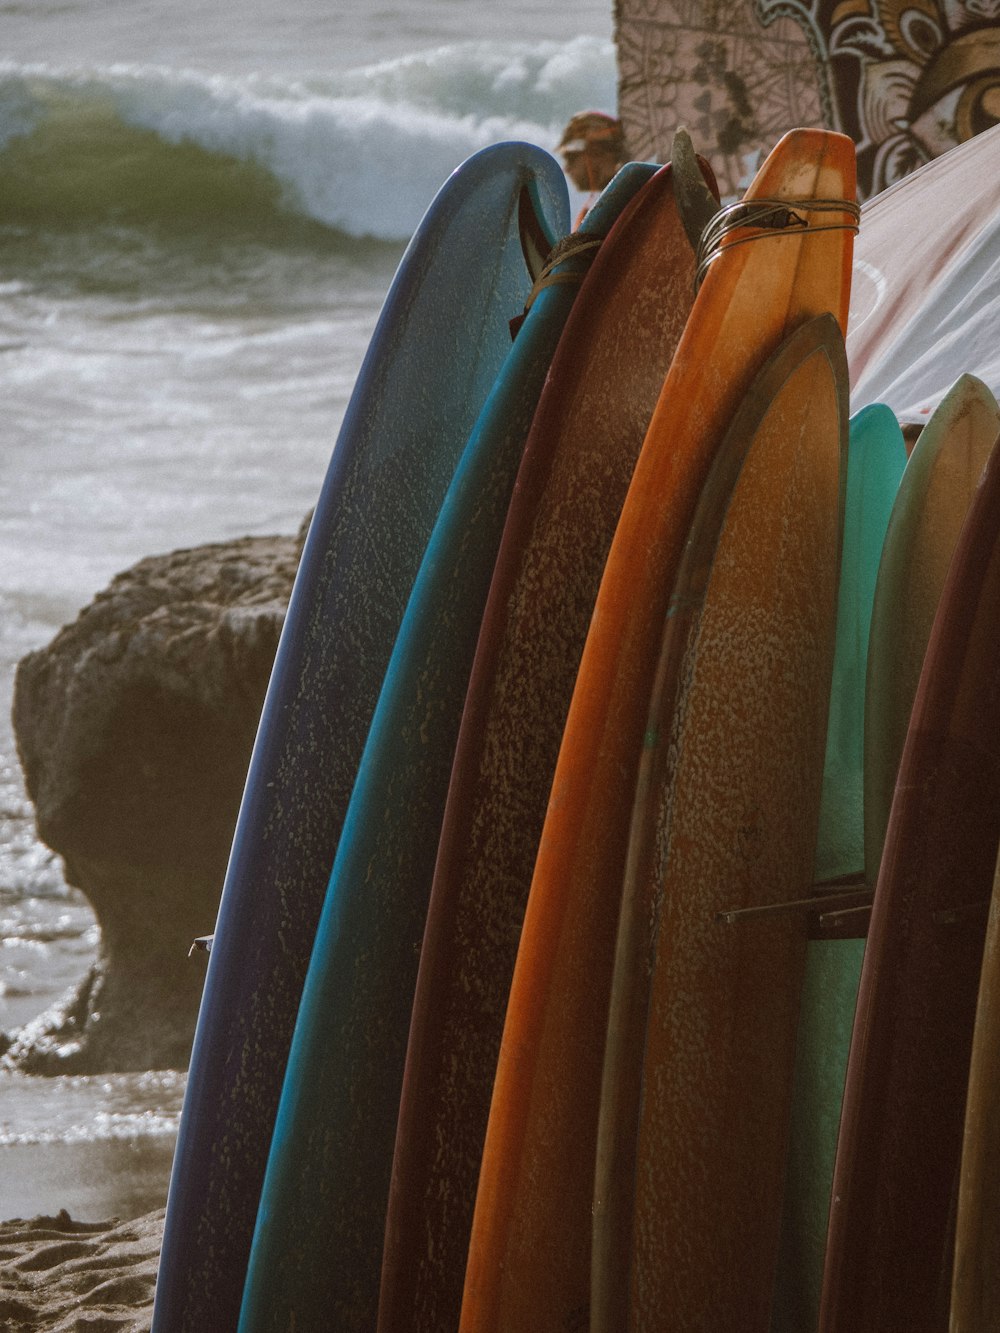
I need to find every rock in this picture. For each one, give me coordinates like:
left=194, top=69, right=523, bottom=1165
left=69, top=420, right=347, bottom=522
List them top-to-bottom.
left=6, top=526, right=307, bottom=1074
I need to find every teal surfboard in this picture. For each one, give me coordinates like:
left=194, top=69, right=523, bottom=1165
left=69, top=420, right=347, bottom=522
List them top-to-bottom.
left=151, top=142, right=568, bottom=1333
left=236, top=165, right=655, bottom=1333
left=772, top=403, right=906, bottom=1332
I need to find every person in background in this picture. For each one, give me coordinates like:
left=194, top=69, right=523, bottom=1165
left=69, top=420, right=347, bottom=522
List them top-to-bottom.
left=557, top=110, right=627, bottom=228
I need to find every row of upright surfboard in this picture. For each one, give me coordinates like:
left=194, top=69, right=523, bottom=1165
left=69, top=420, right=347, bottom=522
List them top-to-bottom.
left=150, top=124, right=1000, bottom=1332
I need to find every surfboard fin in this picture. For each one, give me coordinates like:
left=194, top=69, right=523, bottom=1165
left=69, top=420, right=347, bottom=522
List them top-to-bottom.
left=671, top=126, right=722, bottom=253
left=517, top=183, right=555, bottom=285
left=509, top=232, right=604, bottom=339
left=716, top=881, right=871, bottom=927
left=188, top=934, right=214, bottom=956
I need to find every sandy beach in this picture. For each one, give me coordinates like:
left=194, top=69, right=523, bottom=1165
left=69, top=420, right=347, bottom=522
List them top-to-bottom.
left=0, top=1208, right=162, bottom=1331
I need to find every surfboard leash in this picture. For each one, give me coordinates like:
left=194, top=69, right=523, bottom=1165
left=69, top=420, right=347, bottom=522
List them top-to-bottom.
left=694, top=196, right=861, bottom=290
left=509, top=233, right=605, bottom=338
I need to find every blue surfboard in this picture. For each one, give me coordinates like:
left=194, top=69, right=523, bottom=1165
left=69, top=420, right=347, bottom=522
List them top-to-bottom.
left=151, top=142, right=569, bottom=1333
left=236, top=163, right=656, bottom=1333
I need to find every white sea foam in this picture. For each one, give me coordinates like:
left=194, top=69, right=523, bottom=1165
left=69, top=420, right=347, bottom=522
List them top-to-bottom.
left=0, top=37, right=616, bottom=238
left=0, top=1069, right=185, bottom=1147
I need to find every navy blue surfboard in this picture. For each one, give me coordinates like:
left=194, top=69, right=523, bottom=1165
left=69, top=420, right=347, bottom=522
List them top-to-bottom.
left=151, top=142, right=568, bottom=1333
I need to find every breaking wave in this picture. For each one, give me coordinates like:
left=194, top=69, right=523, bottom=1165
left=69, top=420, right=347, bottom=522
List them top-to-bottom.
left=0, top=38, right=615, bottom=241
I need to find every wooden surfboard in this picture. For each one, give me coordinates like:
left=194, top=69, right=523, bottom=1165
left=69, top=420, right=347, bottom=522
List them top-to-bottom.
left=459, top=128, right=858, bottom=1333
left=150, top=143, right=568, bottom=1333
left=376, top=157, right=711, bottom=1333
left=235, top=164, right=651, bottom=1333
left=592, top=314, right=848, bottom=1332
left=864, top=374, right=1000, bottom=886
left=771, top=403, right=907, bottom=1333
left=820, top=428, right=1000, bottom=1331
left=951, top=844, right=1000, bottom=1329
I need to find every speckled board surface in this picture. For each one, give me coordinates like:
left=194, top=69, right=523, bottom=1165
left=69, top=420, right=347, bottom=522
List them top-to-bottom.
left=459, top=128, right=858, bottom=1333
left=151, top=142, right=568, bottom=1333
left=376, top=157, right=710, bottom=1333
left=234, top=164, right=653, bottom=1333
left=593, top=316, right=847, bottom=1332
left=624, top=320, right=844, bottom=1331
left=821, top=429, right=1000, bottom=1332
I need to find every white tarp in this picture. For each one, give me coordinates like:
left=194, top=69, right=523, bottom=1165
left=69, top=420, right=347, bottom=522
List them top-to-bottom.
left=848, top=122, right=1000, bottom=423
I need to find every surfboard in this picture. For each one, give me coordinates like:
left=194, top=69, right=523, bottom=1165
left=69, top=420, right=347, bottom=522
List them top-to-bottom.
left=459, top=128, right=858, bottom=1333
left=150, top=142, right=568, bottom=1333
left=376, top=155, right=713, bottom=1333
left=235, top=162, right=651, bottom=1333
left=591, top=315, right=847, bottom=1332
left=864, top=374, right=1000, bottom=885
left=777, top=378, right=999, bottom=1330
left=770, top=403, right=906, bottom=1333
left=813, top=405, right=909, bottom=885
left=820, top=427, right=1000, bottom=1331
left=951, top=844, right=1000, bottom=1330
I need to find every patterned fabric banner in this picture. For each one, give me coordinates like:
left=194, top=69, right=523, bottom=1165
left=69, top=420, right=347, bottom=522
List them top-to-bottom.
left=615, top=0, right=1000, bottom=199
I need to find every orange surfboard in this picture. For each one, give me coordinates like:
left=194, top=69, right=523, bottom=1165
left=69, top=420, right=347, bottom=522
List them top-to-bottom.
left=459, top=128, right=857, bottom=1333
left=592, top=314, right=847, bottom=1331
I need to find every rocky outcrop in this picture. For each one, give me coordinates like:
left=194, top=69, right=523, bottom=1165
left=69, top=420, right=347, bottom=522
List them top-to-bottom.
left=6, top=526, right=306, bottom=1073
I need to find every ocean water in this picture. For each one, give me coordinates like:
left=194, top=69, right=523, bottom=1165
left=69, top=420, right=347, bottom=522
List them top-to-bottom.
left=0, top=0, right=615, bottom=1221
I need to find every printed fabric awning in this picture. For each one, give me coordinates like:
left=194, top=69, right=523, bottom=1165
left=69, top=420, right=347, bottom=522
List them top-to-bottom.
left=615, top=0, right=1000, bottom=201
